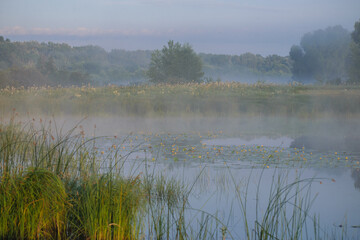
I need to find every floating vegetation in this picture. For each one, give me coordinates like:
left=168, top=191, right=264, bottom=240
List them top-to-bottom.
left=99, top=131, right=360, bottom=170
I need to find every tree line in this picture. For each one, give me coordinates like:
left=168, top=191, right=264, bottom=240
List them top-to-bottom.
left=0, top=18, right=359, bottom=87
left=289, top=20, right=360, bottom=84
left=0, top=38, right=291, bottom=88
left=0, top=38, right=152, bottom=88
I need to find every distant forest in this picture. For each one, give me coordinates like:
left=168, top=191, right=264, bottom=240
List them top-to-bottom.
left=1, top=19, right=359, bottom=88
left=0, top=37, right=291, bottom=88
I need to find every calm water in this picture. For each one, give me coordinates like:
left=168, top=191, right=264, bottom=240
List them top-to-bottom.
left=20, top=115, right=360, bottom=238
left=97, top=131, right=360, bottom=239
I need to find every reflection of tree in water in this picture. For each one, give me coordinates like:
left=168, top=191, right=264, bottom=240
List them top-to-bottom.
left=290, top=135, right=360, bottom=152
left=352, top=168, right=360, bottom=191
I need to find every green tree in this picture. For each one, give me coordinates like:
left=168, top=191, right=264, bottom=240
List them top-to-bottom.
left=348, top=19, right=360, bottom=84
left=289, top=26, right=351, bottom=83
left=147, top=40, right=204, bottom=84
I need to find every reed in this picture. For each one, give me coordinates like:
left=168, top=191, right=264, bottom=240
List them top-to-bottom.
left=0, top=116, right=97, bottom=178
left=0, top=117, right=146, bottom=239
left=0, top=117, right=199, bottom=239
left=227, top=168, right=323, bottom=240
left=0, top=169, right=67, bottom=239
left=69, top=174, right=144, bottom=240
left=143, top=174, right=188, bottom=240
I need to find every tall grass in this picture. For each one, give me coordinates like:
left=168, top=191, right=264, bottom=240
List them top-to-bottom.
left=0, top=115, right=95, bottom=178
left=0, top=117, right=146, bottom=239
left=0, top=117, right=196, bottom=239
left=227, top=168, right=325, bottom=240
left=0, top=169, right=67, bottom=239
left=254, top=173, right=316, bottom=239
left=70, top=174, right=144, bottom=240
left=143, top=174, right=188, bottom=240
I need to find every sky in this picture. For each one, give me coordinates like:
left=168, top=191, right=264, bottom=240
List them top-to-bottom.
left=0, top=0, right=359, bottom=56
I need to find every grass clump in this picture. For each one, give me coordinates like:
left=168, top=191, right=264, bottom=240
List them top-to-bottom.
left=0, top=117, right=147, bottom=239
left=0, top=117, right=191, bottom=239
left=0, top=169, right=67, bottom=239
left=71, top=174, right=144, bottom=240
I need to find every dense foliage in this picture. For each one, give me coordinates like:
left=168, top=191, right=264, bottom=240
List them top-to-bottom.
left=289, top=26, right=351, bottom=84
left=0, top=37, right=293, bottom=88
left=0, top=37, right=151, bottom=88
left=147, top=41, right=204, bottom=84
left=201, top=52, right=292, bottom=83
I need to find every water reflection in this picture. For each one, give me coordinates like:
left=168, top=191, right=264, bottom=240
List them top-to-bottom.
left=6, top=113, right=360, bottom=238
left=53, top=118, right=360, bottom=238
left=97, top=133, right=360, bottom=237
left=290, top=135, right=360, bottom=152
left=184, top=167, right=360, bottom=239
left=352, top=168, right=360, bottom=191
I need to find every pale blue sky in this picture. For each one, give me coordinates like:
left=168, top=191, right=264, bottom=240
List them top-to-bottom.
left=1, top=0, right=359, bottom=56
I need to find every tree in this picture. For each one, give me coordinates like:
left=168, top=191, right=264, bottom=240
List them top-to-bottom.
left=348, top=19, right=360, bottom=84
left=351, top=20, right=360, bottom=44
left=289, top=26, right=351, bottom=83
left=146, top=40, right=204, bottom=84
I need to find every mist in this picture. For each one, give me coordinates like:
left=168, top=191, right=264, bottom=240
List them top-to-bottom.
left=1, top=1, right=360, bottom=238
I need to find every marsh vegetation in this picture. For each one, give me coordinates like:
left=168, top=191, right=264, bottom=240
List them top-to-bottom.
left=1, top=83, right=360, bottom=118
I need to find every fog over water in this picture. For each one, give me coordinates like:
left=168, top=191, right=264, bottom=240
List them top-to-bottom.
left=1, top=0, right=360, bottom=237
left=81, top=114, right=360, bottom=238
left=25, top=115, right=359, bottom=141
